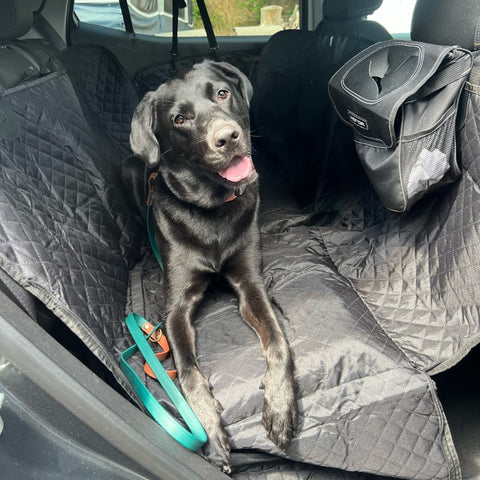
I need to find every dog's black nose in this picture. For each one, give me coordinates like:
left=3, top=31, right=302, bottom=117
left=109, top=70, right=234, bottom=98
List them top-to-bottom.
left=213, top=123, right=241, bottom=149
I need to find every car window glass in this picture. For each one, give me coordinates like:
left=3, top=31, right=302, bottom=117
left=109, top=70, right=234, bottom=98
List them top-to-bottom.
left=368, top=0, right=417, bottom=38
left=74, top=1, right=300, bottom=36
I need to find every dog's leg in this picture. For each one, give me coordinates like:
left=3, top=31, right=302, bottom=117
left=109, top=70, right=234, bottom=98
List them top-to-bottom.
left=226, top=252, right=298, bottom=450
left=164, top=270, right=231, bottom=473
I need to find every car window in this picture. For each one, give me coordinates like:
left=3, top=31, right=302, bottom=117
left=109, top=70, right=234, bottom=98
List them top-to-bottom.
left=74, top=0, right=300, bottom=36
left=368, top=0, right=417, bottom=38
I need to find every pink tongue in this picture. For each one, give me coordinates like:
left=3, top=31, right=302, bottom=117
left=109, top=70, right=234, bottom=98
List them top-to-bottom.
left=218, top=155, right=253, bottom=182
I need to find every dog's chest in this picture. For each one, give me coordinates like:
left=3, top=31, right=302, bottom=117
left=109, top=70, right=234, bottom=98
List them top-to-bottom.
left=158, top=194, right=258, bottom=270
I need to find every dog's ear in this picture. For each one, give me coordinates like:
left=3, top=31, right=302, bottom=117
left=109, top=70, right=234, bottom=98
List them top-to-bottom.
left=207, top=61, right=253, bottom=106
left=130, top=91, right=162, bottom=168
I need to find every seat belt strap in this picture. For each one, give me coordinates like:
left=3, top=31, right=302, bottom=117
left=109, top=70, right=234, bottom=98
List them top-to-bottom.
left=33, top=13, right=67, bottom=50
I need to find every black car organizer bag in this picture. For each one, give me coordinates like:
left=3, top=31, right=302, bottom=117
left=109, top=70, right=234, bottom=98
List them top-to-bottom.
left=328, top=40, right=473, bottom=212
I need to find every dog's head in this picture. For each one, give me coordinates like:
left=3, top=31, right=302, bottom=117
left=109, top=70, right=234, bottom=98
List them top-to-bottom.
left=130, top=61, right=256, bottom=188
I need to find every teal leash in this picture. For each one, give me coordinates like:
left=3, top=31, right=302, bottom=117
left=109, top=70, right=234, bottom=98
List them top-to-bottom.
left=146, top=171, right=164, bottom=271
left=120, top=174, right=206, bottom=451
left=147, top=204, right=164, bottom=271
left=120, top=313, right=207, bottom=451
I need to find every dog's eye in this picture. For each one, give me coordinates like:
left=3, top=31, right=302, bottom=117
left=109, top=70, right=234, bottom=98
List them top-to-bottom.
left=217, top=90, right=229, bottom=100
left=174, top=114, right=186, bottom=125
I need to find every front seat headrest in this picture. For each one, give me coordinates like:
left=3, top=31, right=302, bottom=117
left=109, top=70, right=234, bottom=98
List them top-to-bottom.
left=0, top=0, right=43, bottom=40
left=323, top=0, right=383, bottom=21
left=411, top=0, right=480, bottom=51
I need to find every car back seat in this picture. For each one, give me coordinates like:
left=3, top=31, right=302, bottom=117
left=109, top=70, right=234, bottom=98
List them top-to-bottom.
left=0, top=0, right=142, bottom=396
left=0, top=0, right=62, bottom=89
left=0, top=0, right=59, bottom=315
left=251, top=0, right=391, bottom=208
left=1, top=1, right=479, bottom=479
left=411, top=1, right=480, bottom=478
left=57, top=45, right=139, bottom=155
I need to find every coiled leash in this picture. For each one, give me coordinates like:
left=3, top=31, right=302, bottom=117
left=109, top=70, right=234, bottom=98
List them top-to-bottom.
left=120, top=173, right=207, bottom=451
left=120, top=313, right=207, bottom=450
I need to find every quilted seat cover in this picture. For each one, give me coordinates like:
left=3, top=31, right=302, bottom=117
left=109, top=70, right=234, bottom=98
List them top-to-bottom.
left=1, top=45, right=479, bottom=479
left=0, top=47, right=142, bottom=395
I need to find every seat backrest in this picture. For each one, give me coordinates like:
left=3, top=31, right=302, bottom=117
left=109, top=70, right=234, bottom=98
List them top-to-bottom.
left=0, top=0, right=143, bottom=392
left=0, top=0, right=60, bottom=89
left=251, top=0, right=391, bottom=208
left=411, top=0, right=480, bottom=51
left=411, top=0, right=480, bottom=184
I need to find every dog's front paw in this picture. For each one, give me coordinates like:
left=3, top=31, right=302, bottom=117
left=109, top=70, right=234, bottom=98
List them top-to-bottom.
left=262, top=371, right=298, bottom=450
left=183, top=373, right=231, bottom=473
left=201, top=394, right=230, bottom=473
left=202, top=424, right=231, bottom=475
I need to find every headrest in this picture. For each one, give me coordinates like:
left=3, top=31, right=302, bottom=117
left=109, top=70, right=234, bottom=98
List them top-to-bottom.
left=0, top=0, right=43, bottom=40
left=323, top=0, right=383, bottom=21
left=411, top=0, right=480, bottom=51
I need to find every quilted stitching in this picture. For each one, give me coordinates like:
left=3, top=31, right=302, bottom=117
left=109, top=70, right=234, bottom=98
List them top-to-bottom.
left=0, top=45, right=471, bottom=480
left=57, top=45, right=139, bottom=154
left=133, top=52, right=259, bottom=98
left=0, top=71, right=141, bottom=390
left=460, top=84, right=480, bottom=185
left=319, top=155, right=480, bottom=372
left=130, top=217, right=459, bottom=479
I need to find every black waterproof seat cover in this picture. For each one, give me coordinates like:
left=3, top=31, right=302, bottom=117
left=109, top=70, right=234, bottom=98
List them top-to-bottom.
left=0, top=0, right=58, bottom=89
left=251, top=0, right=391, bottom=207
left=411, top=0, right=480, bottom=51
left=0, top=2, right=480, bottom=480
left=0, top=43, right=142, bottom=393
left=0, top=46, right=476, bottom=480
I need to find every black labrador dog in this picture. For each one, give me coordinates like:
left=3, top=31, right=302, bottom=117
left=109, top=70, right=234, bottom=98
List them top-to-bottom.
left=129, top=60, right=297, bottom=472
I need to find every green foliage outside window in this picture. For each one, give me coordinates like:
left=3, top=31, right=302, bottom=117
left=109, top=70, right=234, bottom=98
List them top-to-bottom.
left=192, top=0, right=298, bottom=35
